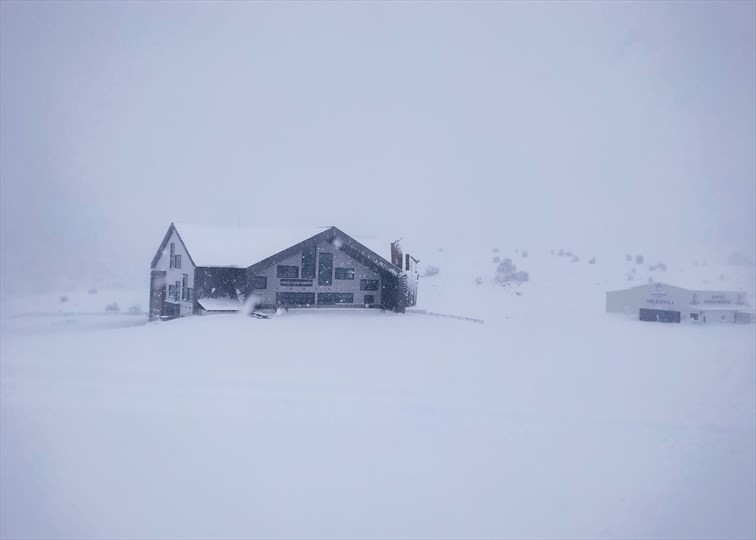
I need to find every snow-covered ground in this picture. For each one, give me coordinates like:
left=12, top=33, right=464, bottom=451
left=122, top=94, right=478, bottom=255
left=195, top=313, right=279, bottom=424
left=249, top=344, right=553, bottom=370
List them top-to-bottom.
left=1, top=248, right=754, bottom=539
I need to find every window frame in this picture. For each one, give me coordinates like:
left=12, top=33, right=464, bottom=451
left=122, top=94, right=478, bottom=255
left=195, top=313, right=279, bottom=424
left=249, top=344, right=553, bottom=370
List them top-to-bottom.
left=318, top=253, right=333, bottom=286
left=277, top=265, right=300, bottom=279
left=335, top=267, right=355, bottom=280
left=360, top=279, right=380, bottom=291
left=318, top=292, right=354, bottom=305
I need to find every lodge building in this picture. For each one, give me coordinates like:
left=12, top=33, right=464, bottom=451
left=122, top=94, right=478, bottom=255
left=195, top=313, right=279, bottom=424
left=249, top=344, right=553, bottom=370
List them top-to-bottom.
left=149, top=223, right=419, bottom=320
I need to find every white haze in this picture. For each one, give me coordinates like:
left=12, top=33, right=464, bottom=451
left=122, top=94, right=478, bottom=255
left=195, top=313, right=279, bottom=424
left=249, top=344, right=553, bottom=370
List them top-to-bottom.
left=1, top=1, right=754, bottom=296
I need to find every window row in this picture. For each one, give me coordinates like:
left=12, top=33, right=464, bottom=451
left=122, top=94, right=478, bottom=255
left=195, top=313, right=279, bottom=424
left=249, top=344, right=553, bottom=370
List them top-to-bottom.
left=274, top=292, right=376, bottom=306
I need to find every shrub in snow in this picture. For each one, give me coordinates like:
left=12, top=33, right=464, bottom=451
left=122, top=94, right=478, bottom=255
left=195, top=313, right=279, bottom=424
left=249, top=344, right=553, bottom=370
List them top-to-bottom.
left=492, top=247, right=499, bottom=253
left=558, top=249, right=565, bottom=256
left=521, top=250, right=528, bottom=258
left=626, top=254, right=632, bottom=261
left=635, top=255, right=644, bottom=264
left=492, top=256, right=501, bottom=263
left=571, top=256, right=580, bottom=262
left=494, top=258, right=528, bottom=285
left=588, top=258, right=596, bottom=264
left=657, top=262, right=667, bottom=272
left=421, top=266, right=440, bottom=277
left=474, top=276, right=483, bottom=286
left=88, top=288, right=98, bottom=295
left=60, top=295, right=69, bottom=303
left=105, top=302, right=120, bottom=312
left=127, top=304, right=142, bottom=315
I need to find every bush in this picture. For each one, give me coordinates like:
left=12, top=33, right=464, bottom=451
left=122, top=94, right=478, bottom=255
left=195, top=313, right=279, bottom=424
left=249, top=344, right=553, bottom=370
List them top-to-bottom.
left=521, top=250, right=528, bottom=258
left=626, top=254, right=632, bottom=262
left=635, top=255, right=644, bottom=264
left=493, top=256, right=501, bottom=263
left=571, top=256, right=580, bottom=262
left=494, top=258, right=529, bottom=285
left=588, top=258, right=596, bottom=264
left=657, top=262, right=667, bottom=272
left=474, top=276, right=483, bottom=286
left=88, top=288, right=98, bottom=295
left=59, top=295, right=68, bottom=303
left=105, top=302, right=120, bottom=312
left=127, top=304, right=142, bottom=315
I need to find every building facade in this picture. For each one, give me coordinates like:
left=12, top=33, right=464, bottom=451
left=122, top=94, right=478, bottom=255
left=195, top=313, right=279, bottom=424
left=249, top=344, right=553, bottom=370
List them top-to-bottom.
left=149, top=224, right=419, bottom=320
left=606, top=282, right=753, bottom=324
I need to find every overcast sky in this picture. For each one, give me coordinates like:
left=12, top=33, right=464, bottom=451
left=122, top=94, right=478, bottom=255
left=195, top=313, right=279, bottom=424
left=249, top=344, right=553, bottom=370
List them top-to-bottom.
left=1, top=1, right=754, bottom=295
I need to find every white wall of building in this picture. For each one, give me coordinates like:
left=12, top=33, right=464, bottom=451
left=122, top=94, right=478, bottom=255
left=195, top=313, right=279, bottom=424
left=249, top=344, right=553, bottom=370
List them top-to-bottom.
left=153, top=229, right=195, bottom=317
left=606, top=282, right=748, bottom=323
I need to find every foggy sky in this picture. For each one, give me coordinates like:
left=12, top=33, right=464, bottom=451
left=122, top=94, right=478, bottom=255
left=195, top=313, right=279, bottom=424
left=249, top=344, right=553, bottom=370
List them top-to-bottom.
left=1, top=1, right=754, bottom=296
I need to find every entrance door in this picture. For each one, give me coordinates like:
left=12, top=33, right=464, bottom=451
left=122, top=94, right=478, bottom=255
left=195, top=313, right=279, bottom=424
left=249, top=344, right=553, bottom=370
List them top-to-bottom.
left=149, top=270, right=167, bottom=320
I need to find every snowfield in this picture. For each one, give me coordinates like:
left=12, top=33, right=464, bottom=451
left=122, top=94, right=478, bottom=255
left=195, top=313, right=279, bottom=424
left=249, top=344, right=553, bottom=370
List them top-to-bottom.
left=1, top=249, right=754, bottom=539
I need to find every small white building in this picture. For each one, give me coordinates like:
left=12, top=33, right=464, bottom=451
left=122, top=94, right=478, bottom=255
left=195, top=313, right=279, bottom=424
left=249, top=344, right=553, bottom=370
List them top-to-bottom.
left=606, top=282, right=753, bottom=324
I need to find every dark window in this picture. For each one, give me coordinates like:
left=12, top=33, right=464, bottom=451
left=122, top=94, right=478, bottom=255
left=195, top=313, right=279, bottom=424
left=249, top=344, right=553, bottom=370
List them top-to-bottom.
left=170, top=243, right=175, bottom=269
left=301, top=245, right=316, bottom=279
left=318, top=253, right=333, bottom=286
left=175, top=254, right=182, bottom=269
left=406, top=254, right=410, bottom=271
left=277, top=265, right=299, bottom=278
left=335, top=267, right=355, bottom=280
left=182, top=274, right=189, bottom=301
left=251, top=275, right=267, bottom=289
left=360, top=279, right=379, bottom=291
left=175, top=281, right=181, bottom=301
left=168, top=284, right=175, bottom=300
left=187, top=288, right=193, bottom=302
left=276, top=292, right=315, bottom=306
left=318, top=293, right=354, bottom=305
left=364, top=294, right=375, bottom=305
left=639, top=308, right=681, bottom=323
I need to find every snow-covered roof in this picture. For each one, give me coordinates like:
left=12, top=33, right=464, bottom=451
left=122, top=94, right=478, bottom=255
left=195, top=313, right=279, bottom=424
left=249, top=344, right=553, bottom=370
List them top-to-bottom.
left=172, top=223, right=397, bottom=268
left=174, top=223, right=329, bottom=267
left=197, top=297, right=245, bottom=312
